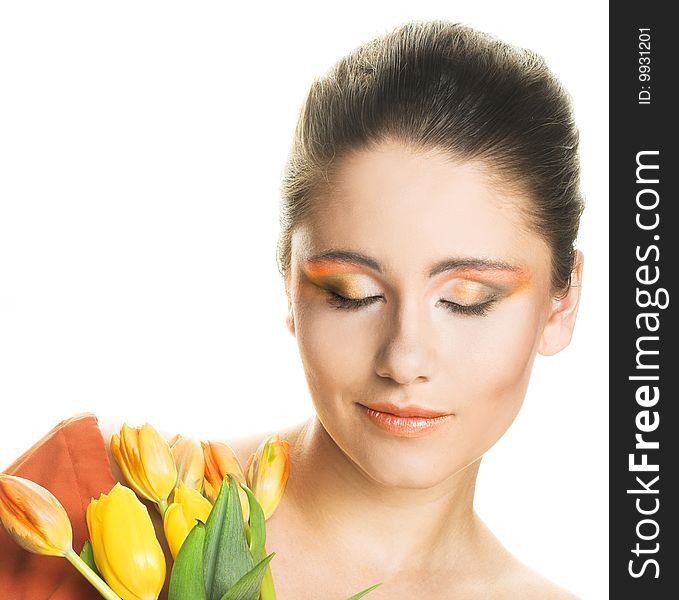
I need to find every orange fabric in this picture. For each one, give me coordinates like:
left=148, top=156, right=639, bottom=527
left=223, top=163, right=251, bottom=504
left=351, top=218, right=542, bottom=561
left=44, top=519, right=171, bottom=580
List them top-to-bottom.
left=0, top=413, right=116, bottom=599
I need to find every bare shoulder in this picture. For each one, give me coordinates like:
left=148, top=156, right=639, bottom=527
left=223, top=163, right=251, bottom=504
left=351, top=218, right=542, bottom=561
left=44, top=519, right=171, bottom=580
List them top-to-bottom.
left=471, top=520, right=580, bottom=600
left=500, top=559, right=580, bottom=600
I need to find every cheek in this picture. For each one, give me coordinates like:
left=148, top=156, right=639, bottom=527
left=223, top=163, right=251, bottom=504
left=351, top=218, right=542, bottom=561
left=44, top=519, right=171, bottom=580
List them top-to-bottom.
left=292, top=290, right=378, bottom=401
left=445, top=295, right=548, bottom=452
left=455, top=300, right=543, bottom=391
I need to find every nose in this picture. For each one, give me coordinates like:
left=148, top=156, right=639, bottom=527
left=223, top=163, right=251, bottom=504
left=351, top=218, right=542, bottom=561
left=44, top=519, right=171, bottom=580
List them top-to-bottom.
left=374, top=300, right=435, bottom=385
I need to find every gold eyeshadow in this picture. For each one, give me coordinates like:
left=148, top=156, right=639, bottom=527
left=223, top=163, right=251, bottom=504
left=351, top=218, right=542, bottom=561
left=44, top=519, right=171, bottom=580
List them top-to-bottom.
left=302, top=263, right=379, bottom=299
left=321, top=274, right=373, bottom=299
left=443, top=279, right=499, bottom=306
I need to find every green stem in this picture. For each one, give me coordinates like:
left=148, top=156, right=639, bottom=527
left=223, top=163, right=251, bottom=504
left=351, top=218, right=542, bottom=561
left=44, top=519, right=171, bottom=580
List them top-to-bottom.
left=157, top=497, right=169, bottom=519
left=259, top=544, right=276, bottom=600
left=65, top=548, right=122, bottom=600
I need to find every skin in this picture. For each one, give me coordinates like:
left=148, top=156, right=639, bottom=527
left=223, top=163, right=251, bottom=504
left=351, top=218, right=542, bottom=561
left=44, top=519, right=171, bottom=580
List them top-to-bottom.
left=101, top=139, right=583, bottom=599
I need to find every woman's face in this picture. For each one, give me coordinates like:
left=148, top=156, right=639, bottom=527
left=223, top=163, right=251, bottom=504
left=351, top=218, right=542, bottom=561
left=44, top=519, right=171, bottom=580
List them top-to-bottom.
left=286, top=141, right=563, bottom=489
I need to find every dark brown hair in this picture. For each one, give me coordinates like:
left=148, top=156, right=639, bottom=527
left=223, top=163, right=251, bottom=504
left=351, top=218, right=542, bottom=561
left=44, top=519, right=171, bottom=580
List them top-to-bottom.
left=277, top=20, right=584, bottom=294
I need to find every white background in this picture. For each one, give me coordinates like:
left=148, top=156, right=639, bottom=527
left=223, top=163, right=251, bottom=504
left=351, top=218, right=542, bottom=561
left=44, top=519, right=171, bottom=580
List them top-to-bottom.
left=0, top=2, right=608, bottom=598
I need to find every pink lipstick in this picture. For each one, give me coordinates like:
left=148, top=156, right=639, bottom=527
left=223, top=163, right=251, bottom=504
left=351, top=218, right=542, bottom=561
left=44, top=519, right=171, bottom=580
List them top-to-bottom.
left=359, top=403, right=452, bottom=437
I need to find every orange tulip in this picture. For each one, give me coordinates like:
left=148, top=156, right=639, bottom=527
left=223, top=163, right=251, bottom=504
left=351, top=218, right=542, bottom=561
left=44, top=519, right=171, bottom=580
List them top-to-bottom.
left=111, top=423, right=177, bottom=513
left=170, top=435, right=204, bottom=492
left=245, top=435, right=290, bottom=520
left=201, top=440, right=249, bottom=519
left=201, top=440, right=245, bottom=501
left=0, top=474, right=72, bottom=556
left=0, top=474, right=123, bottom=599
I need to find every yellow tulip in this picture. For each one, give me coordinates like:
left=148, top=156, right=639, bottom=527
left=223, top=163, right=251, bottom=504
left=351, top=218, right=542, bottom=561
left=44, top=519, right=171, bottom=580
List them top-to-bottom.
left=111, top=422, right=177, bottom=512
left=170, top=435, right=204, bottom=492
left=245, top=435, right=290, bottom=520
left=0, top=474, right=72, bottom=556
left=163, top=480, right=212, bottom=559
left=87, top=483, right=165, bottom=600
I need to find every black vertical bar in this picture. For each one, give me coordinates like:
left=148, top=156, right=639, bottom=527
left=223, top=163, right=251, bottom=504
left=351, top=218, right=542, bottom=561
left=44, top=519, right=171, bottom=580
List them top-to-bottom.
left=610, top=2, right=677, bottom=598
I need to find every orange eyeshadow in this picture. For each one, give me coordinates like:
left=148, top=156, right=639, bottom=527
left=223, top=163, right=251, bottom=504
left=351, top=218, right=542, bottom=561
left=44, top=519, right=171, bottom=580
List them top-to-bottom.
left=303, top=256, right=531, bottom=292
left=303, top=260, right=371, bottom=278
left=439, top=266, right=531, bottom=287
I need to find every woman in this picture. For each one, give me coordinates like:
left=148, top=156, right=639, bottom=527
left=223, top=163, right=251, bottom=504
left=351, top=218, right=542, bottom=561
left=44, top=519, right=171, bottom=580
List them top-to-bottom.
left=2, top=20, right=583, bottom=599
left=261, top=20, right=583, bottom=598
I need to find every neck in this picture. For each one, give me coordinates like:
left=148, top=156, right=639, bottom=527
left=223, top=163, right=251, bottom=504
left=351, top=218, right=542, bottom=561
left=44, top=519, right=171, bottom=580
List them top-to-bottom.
left=280, top=416, right=484, bottom=575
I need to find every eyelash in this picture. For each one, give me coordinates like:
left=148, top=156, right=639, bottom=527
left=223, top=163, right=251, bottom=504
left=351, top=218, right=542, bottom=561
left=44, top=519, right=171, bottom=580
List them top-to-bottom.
left=324, top=291, right=497, bottom=316
left=325, top=291, right=381, bottom=310
left=439, top=299, right=495, bottom=317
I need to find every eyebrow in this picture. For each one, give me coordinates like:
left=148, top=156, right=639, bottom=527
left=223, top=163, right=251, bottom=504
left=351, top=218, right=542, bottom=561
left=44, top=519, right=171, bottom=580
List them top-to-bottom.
left=305, top=249, right=525, bottom=279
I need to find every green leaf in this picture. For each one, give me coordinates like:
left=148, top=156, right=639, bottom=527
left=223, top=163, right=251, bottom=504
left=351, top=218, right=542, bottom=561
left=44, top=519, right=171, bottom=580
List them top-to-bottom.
left=203, top=474, right=254, bottom=600
left=203, top=478, right=228, bottom=597
left=239, top=482, right=266, bottom=561
left=169, top=520, right=208, bottom=600
left=78, top=539, right=101, bottom=577
left=258, top=549, right=277, bottom=600
left=219, top=552, right=275, bottom=600
left=345, top=582, right=383, bottom=599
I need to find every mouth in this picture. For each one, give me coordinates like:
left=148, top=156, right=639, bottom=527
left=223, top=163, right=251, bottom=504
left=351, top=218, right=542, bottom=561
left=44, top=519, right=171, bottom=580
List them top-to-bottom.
left=361, top=402, right=451, bottom=418
left=358, top=403, right=453, bottom=437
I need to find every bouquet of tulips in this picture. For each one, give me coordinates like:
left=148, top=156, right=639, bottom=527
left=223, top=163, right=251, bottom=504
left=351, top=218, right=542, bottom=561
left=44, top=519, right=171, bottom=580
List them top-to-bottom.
left=0, top=422, right=381, bottom=600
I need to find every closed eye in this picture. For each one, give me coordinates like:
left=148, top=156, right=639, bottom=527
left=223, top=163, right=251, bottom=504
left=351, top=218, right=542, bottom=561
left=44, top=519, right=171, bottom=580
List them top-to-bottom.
left=324, top=290, right=383, bottom=310
left=325, top=290, right=498, bottom=317
left=437, top=298, right=498, bottom=317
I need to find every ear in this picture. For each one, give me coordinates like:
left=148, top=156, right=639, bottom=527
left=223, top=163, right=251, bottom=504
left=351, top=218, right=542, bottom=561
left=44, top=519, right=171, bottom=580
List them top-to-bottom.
left=538, top=250, right=584, bottom=356
left=285, top=282, right=296, bottom=338
left=286, top=305, right=296, bottom=337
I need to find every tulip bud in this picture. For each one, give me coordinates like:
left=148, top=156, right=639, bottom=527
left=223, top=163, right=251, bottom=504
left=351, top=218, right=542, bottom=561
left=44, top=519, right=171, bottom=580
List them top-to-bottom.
left=111, top=423, right=177, bottom=511
left=170, top=435, right=204, bottom=493
left=245, top=435, right=290, bottom=520
left=201, top=440, right=249, bottom=519
left=0, top=474, right=72, bottom=557
left=163, top=480, right=212, bottom=559
left=87, top=483, right=165, bottom=600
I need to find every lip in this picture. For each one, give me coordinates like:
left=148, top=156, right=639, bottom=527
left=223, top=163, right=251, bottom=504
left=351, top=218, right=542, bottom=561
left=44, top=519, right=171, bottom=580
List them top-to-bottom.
left=362, top=402, right=450, bottom=418
left=359, top=403, right=452, bottom=437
